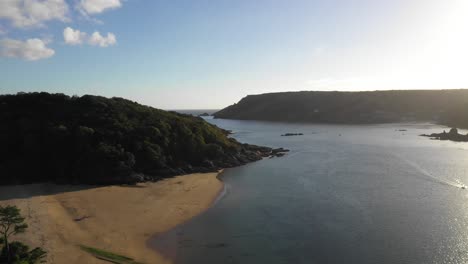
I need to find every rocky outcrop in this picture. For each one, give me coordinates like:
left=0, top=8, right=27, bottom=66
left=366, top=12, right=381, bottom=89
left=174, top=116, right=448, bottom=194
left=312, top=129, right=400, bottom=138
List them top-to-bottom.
left=421, top=128, right=468, bottom=142
left=281, top=133, right=303, bottom=136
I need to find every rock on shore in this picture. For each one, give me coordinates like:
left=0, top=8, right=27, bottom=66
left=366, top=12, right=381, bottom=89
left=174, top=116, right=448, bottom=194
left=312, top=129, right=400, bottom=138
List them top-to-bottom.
left=421, top=128, right=468, bottom=142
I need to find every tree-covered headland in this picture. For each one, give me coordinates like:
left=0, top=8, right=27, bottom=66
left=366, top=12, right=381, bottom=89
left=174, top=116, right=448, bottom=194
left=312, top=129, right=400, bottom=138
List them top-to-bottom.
left=0, top=93, right=282, bottom=185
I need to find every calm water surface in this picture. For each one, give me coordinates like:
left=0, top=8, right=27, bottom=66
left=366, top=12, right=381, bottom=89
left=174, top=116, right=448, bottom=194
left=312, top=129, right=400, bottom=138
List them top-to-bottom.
left=151, top=120, right=468, bottom=264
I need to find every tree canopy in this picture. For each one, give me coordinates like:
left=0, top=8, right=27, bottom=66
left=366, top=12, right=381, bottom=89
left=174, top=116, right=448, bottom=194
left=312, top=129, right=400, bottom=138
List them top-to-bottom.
left=0, top=92, right=271, bottom=185
left=0, top=205, right=46, bottom=264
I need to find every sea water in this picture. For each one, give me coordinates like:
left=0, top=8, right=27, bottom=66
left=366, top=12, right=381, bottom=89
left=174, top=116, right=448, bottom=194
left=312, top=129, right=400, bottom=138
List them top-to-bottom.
left=152, top=120, right=468, bottom=264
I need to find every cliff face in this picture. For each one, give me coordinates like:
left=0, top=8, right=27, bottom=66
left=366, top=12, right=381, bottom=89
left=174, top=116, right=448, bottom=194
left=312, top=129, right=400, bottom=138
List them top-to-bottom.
left=214, top=90, right=468, bottom=126
left=0, top=93, right=286, bottom=185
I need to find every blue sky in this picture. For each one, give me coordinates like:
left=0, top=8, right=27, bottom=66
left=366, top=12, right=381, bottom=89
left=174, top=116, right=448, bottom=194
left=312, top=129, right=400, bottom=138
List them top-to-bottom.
left=1, top=0, right=467, bottom=109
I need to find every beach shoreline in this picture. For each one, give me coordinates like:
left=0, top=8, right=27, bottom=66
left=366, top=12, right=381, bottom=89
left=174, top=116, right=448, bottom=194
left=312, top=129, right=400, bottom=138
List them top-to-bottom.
left=0, top=171, right=224, bottom=264
left=147, top=171, right=228, bottom=261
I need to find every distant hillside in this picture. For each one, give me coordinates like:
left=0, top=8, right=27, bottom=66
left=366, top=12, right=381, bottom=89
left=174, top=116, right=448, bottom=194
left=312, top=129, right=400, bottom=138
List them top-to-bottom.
left=214, top=90, right=468, bottom=127
left=0, top=93, right=281, bottom=185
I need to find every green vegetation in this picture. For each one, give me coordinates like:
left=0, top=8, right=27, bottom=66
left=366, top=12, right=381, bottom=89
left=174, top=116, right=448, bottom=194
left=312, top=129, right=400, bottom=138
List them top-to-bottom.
left=214, top=90, right=468, bottom=127
left=0, top=92, right=274, bottom=185
left=0, top=205, right=47, bottom=264
left=79, top=245, right=142, bottom=264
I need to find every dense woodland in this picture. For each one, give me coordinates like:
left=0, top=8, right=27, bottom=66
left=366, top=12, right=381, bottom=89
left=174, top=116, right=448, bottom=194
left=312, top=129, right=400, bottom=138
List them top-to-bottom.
left=214, top=90, right=468, bottom=127
left=0, top=93, right=276, bottom=185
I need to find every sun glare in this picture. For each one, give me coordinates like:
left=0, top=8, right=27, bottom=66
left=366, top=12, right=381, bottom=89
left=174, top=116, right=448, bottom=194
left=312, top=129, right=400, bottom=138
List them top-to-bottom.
left=396, top=0, right=468, bottom=89
left=307, top=1, right=468, bottom=92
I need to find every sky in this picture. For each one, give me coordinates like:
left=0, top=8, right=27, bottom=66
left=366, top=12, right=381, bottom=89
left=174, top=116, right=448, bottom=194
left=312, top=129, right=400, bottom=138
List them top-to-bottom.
left=1, top=0, right=468, bottom=109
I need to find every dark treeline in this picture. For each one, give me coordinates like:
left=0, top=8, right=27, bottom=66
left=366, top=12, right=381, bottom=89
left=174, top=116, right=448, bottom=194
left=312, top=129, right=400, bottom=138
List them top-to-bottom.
left=214, top=90, right=468, bottom=127
left=0, top=93, right=277, bottom=185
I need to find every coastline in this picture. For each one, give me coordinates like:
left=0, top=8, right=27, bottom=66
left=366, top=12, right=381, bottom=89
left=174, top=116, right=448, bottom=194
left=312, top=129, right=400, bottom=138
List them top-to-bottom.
left=0, top=171, right=224, bottom=264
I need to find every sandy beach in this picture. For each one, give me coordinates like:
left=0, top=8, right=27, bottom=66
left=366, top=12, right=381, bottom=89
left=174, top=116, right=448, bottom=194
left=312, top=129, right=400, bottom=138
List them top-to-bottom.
left=0, top=172, right=223, bottom=264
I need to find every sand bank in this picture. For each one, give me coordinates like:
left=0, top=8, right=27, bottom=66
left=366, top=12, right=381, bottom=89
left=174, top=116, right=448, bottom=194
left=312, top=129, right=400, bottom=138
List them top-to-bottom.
left=0, top=172, right=223, bottom=263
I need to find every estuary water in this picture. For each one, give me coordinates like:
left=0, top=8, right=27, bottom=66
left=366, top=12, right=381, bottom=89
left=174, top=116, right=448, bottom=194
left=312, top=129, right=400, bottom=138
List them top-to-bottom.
left=152, top=119, right=468, bottom=264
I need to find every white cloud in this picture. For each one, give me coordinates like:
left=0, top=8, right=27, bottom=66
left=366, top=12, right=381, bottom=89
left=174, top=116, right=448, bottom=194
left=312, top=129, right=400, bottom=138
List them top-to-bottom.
left=0, top=0, right=69, bottom=28
left=78, top=0, right=122, bottom=15
left=63, top=27, right=87, bottom=45
left=63, top=27, right=117, bottom=47
left=88, top=31, right=116, bottom=47
left=1, top=38, right=55, bottom=60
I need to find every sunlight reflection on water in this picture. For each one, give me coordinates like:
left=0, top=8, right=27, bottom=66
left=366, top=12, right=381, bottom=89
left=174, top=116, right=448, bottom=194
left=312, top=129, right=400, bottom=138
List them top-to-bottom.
left=151, top=121, right=468, bottom=264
